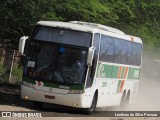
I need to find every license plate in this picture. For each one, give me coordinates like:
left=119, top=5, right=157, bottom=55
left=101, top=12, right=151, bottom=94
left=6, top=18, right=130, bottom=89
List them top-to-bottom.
left=45, top=95, right=55, bottom=99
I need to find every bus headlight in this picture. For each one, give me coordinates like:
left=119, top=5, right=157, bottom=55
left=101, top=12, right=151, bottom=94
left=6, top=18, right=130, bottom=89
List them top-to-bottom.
left=68, top=90, right=84, bottom=94
left=24, top=96, right=29, bottom=100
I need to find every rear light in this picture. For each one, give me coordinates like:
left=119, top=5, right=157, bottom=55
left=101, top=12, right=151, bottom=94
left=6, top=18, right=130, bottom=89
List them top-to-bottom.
left=68, top=90, right=84, bottom=94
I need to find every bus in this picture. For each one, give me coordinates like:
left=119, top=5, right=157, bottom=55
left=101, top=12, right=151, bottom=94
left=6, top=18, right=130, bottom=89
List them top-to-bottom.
left=18, top=21, right=142, bottom=113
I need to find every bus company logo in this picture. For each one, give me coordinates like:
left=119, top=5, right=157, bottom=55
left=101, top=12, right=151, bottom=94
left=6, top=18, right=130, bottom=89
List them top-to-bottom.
left=97, top=64, right=106, bottom=78
left=133, top=71, right=139, bottom=78
left=102, top=82, right=107, bottom=87
left=59, top=86, right=70, bottom=90
left=2, top=112, right=11, bottom=117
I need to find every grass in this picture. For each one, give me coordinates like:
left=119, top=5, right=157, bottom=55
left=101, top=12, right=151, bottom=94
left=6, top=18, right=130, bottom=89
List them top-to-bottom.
left=0, top=62, right=23, bottom=85
left=11, top=65, right=23, bottom=85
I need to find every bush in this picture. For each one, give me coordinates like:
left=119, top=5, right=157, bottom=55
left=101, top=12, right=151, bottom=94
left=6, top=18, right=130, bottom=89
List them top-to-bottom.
left=11, top=65, right=23, bottom=85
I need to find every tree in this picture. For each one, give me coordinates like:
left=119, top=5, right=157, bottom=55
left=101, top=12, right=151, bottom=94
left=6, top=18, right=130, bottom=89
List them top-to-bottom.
left=0, top=0, right=160, bottom=48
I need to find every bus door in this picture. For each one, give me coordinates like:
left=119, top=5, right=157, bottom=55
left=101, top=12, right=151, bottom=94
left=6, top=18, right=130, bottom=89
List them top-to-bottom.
left=85, top=33, right=100, bottom=89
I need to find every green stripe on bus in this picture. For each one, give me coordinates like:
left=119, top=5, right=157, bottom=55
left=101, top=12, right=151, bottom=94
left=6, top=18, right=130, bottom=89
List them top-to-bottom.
left=96, top=63, right=140, bottom=80
left=96, top=63, right=112, bottom=78
left=112, top=66, right=119, bottom=78
left=128, top=68, right=140, bottom=80
left=23, top=76, right=36, bottom=84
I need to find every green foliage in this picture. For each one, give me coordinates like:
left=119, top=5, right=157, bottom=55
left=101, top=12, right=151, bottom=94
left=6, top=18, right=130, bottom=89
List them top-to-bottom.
left=0, top=0, right=160, bottom=47
left=0, top=0, right=61, bottom=48
left=0, top=62, right=22, bottom=84
left=0, top=64, right=6, bottom=77
left=12, top=65, right=23, bottom=84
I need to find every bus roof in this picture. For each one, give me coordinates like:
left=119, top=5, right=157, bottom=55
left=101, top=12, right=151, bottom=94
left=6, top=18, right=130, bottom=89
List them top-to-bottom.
left=36, top=21, right=142, bottom=44
left=36, top=21, right=97, bottom=33
left=37, top=21, right=124, bottom=34
left=70, top=21, right=125, bottom=34
left=70, top=21, right=142, bottom=44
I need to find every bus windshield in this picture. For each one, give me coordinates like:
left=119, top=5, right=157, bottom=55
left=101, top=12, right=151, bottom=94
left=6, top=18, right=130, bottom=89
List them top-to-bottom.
left=31, top=26, right=91, bottom=47
left=24, top=41, right=88, bottom=84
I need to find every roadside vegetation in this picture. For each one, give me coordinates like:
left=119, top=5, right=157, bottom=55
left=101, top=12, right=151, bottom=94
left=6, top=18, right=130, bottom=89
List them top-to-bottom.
left=0, top=0, right=159, bottom=84
left=0, top=0, right=159, bottom=48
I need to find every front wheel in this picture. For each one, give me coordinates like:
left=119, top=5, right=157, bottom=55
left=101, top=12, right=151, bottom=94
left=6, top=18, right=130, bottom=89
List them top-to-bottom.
left=84, top=93, right=97, bottom=114
left=33, top=101, right=43, bottom=109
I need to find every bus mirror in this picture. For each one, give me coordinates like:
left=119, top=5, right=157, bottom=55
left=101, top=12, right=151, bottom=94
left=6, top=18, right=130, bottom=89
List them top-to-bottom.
left=18, top=36, right=28, bottom=54
left=87, top=47, right=95, bottom=66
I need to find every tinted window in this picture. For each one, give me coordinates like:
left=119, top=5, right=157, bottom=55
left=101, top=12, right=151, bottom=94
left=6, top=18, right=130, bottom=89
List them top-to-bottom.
left=32, top=26, right=92, bottom=47
left=93, top=33, right=100, bottom=55
left=99, top=35, right=142, bottom=66
left=99, top=35, right=114, bottom=62
left=99, top=35, right=108, bottom=61
left=106, top=37, right=115, bottom=62
left=114, top=39, right=122, bottom=63
left=115, top=40, right=128, bottom=64
left=121, top=40, right=128, bottom=64
left=25, top=41, right=87, bottom=84
left=127, top=42, right=133, bottom=65
left=131, top=43, right=142, bottom=66
left=136, top=44, right=142, bottom=65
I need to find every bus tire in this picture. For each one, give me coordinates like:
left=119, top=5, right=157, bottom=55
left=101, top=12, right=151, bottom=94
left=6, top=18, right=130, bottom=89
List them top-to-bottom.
left=120, top=90, right=130, bottom=109
left=125, top=90, right=130, bottom=105
left=84, top=91, right=98, bottom=114
left=120, top=91, right=126, bottom=109
left=33, top=101, right=43, bottom=109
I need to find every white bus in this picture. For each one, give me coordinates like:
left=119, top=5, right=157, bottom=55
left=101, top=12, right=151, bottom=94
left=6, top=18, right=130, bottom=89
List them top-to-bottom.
left=19, top=21, right=142, bottom=113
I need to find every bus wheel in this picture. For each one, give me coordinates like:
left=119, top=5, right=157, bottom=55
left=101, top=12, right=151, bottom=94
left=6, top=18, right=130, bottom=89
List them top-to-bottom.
left=120, top=90, right=130, bottom=109
left=120, top=91, right=126, bottom=109
left=125, top=91, right=130, bottom=105
left=85, top=92, right=98, bottom=114
left=33, top=101, right=43, bottom=109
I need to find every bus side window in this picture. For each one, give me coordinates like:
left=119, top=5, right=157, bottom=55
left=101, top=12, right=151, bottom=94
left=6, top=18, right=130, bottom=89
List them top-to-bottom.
left=91, top=33, right=100, bottom=78
left=98, top=35, right=142, bottom=66
left=99, top=35, right=115, bottom=62
left=99, top=35, right=108, bottom=61
left=106, top=37, right=115, bottom=62
left=114, top=39, right=122, bottom=63
left=121, top=40, right=128, bottom=64
left=126, top=42, right=142, bottom=66
left=127, top=42, right=133, bottom=65
left=131, top=43, right=142, bottom=66
left=137, top=44, right=142, bottom=66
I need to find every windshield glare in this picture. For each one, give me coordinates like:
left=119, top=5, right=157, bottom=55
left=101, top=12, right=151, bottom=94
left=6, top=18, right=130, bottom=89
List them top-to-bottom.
left=25, top=42, right=88, bottom=84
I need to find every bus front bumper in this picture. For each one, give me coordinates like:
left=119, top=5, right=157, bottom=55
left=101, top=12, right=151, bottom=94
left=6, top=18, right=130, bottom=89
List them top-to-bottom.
left=21, top=84, right=92, bottom=108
